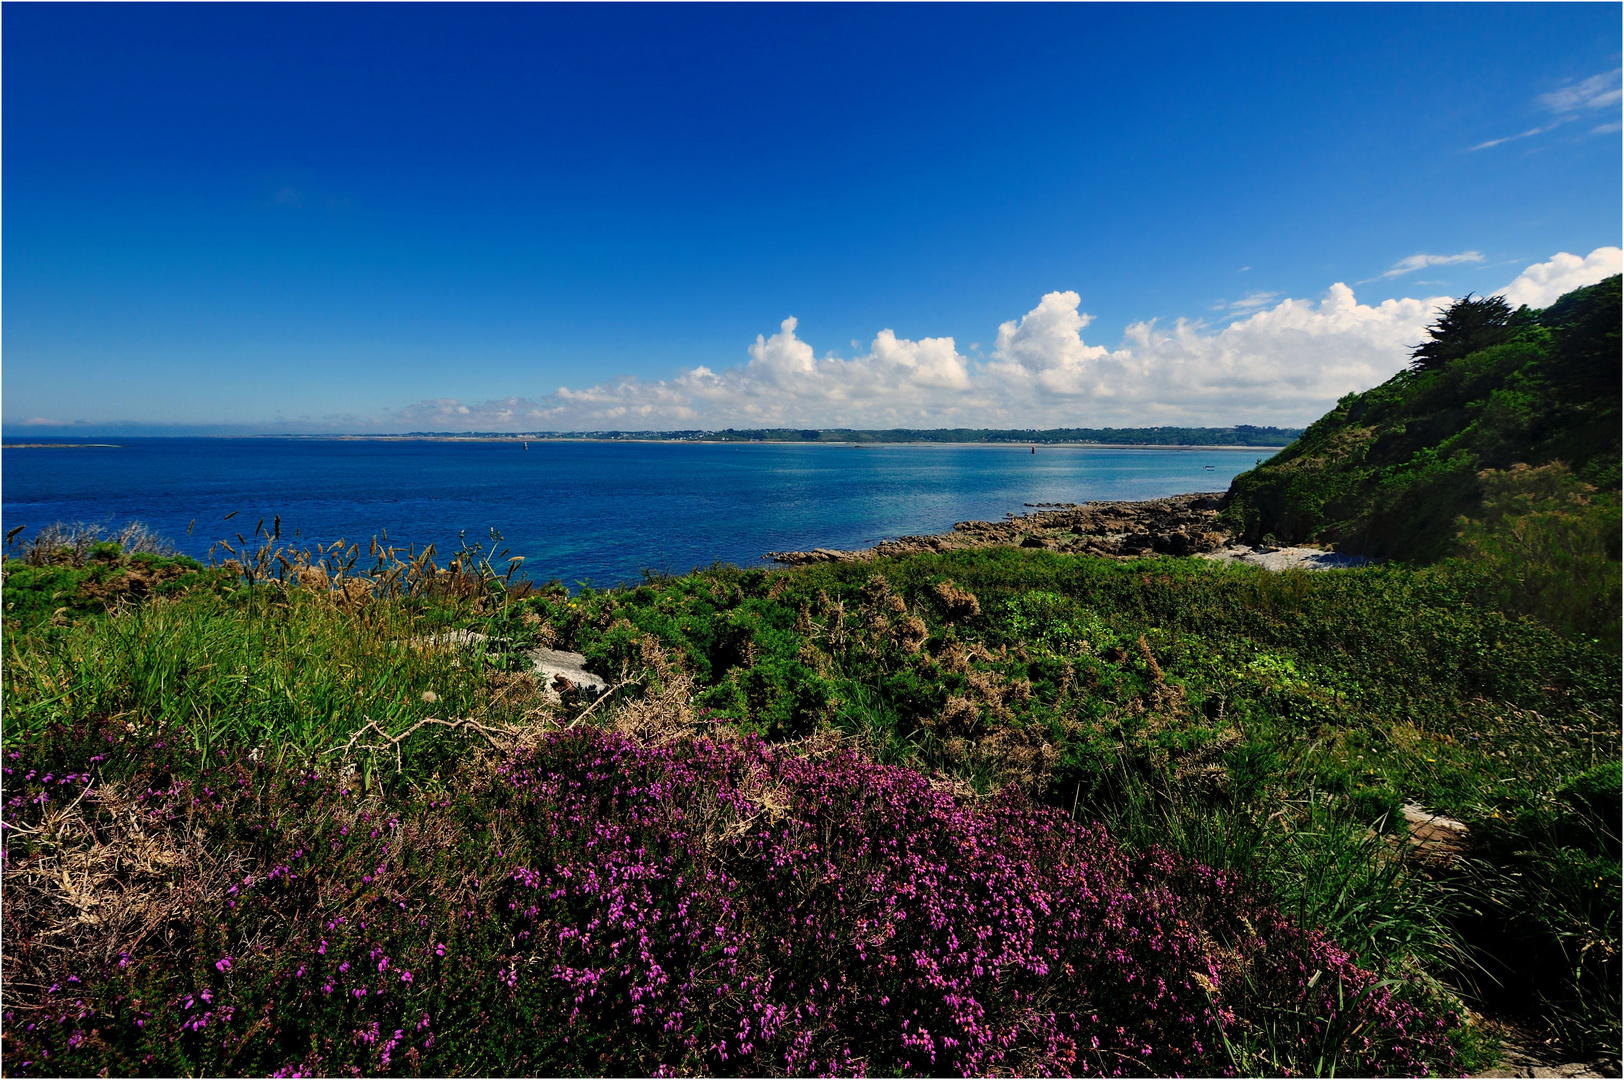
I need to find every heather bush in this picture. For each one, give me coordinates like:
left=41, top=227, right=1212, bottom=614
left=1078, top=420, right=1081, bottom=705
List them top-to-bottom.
left=2, top=723, right=1461, bottom=1077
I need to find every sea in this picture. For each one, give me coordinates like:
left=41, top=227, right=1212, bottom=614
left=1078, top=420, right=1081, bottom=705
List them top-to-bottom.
left=1, top=439, right=1273, bottom=587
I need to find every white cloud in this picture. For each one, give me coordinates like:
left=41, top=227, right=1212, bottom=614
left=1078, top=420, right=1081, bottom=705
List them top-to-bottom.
left=1473, top=69, right=1622, bottom=150
left=1539, top=69, right=1623, bottom=114
left=1470, top=126, right=1552, bottom=151
left=1498, top=246, right=1623, bottom=308
left=388, top=247, right=1619, bottom=433
left=1370, top=251, right=1484, bottom=278
left=975, top=285, right=1444, bottom=425
left=986, top=291, right=1117, bottom=396
left=1225, top=291, right=1282, bottom=312
left=398, top=320, right=982, bottom=431
left=397, top=397, right=546, bottom=428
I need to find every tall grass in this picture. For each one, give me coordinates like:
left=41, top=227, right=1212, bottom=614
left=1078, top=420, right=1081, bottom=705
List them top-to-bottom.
left=1450, top=461, right=1622, bottom=647
left=8, top=520, right=177, bottom=565
left=2, top=524, right=556, bottom=785
left=5, top=590, right=488, bottom=764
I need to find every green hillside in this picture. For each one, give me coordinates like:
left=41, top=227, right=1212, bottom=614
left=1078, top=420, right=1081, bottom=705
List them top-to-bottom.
left=1225, top=275, right=1621, bottom=639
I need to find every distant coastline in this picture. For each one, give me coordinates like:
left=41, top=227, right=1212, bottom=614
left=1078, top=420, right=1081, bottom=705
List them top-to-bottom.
left=5, top=425, right=1297, bottom=449
left=393, top=425, right=1303, bottom=447
left=285, top=435, right=1290, bottom=451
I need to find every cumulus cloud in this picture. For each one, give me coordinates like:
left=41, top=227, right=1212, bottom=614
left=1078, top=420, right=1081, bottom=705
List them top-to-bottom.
left=1498, top=246, right=1624, bottom=308
left=391, top=247, right=1620, bottom=432
left=975, top=285, right=1447, bottom=425
left=985, top=291, right=1120, bottom=398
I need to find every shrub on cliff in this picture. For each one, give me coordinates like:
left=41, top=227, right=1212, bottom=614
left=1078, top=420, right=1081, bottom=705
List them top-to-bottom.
left=1224, top=275, right=1621, bottom=567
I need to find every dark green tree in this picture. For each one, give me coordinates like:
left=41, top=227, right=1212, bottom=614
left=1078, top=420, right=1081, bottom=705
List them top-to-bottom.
left=1539, top=274, right=1622, bottom=404
left=1409, top=293, right=1515, bottom=370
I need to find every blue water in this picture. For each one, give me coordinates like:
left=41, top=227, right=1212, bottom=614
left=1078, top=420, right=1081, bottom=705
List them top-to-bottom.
left=0, top=439, right=1268, bottom=586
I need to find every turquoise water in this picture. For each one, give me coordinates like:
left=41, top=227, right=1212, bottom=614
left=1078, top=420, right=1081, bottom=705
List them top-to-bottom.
left=0, top=439, right=1269, bottom=586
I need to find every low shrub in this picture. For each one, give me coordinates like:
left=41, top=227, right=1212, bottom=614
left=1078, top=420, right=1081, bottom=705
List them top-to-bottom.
left=2, top=722, right=1462, bottom=1077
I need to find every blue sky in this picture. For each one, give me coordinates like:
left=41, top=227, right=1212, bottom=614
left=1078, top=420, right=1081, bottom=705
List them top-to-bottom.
left=5, top=3, right=1620, bottom=433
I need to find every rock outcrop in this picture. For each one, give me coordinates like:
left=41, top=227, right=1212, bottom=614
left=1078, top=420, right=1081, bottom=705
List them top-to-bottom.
left=768, top=491, right=1232, bottom=565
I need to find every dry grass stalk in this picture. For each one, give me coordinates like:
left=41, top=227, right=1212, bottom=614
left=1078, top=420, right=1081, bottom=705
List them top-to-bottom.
left=932, top=579, right=981, bottom=619
left=610, top=635, right=719, bottom=746
left=482, top=670, right=540, bottom=710
left=325, top=715, right=527, bottom=774
left=2, top=781, right=250, bottom=1010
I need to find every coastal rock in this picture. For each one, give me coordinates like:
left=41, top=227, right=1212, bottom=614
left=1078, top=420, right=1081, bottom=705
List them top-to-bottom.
left=767, top=491, right=1236, bottom=565
left=1200, top=545, right=1373, bottom=571
left=766, top=547, right=866, bottom=566
left=412, top=631, right=609, bottom=704
left=527, top=648, right=609, bottom=703
left=1398, top=801, right=1472, bottom=865
left=1473, top=1045, right=1622, bottom=1078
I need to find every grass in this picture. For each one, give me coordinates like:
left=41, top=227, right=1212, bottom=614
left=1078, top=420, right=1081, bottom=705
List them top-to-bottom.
left=2, top=528, right=1618, bottom=1072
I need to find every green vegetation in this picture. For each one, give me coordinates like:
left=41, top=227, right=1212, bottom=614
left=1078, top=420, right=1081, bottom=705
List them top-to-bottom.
left=1224, top=276, right=1621, bottom=641
left=1, top=521, right=232, bottom=630
left=4, top=521, right=1618, bottom=1069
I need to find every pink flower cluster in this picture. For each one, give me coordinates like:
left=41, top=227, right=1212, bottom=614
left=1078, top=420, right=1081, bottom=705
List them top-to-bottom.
left=2, top=730, right=1459, bottom=1076
left=482, top=730, right=1458, bottom=1076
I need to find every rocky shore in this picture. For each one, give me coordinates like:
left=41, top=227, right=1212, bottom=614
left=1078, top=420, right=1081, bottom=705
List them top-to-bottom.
left=767, top=491, right=1234, bottom=564
left=767, top=491, right=1376, bottom=571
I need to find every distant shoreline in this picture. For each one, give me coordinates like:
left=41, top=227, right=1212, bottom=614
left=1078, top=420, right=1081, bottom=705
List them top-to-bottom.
left=1, top=425, right=1300, bottom=449
left=2, top=435, right=1287, bottom=452
left=296, top=436, right=1289, bottom=451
